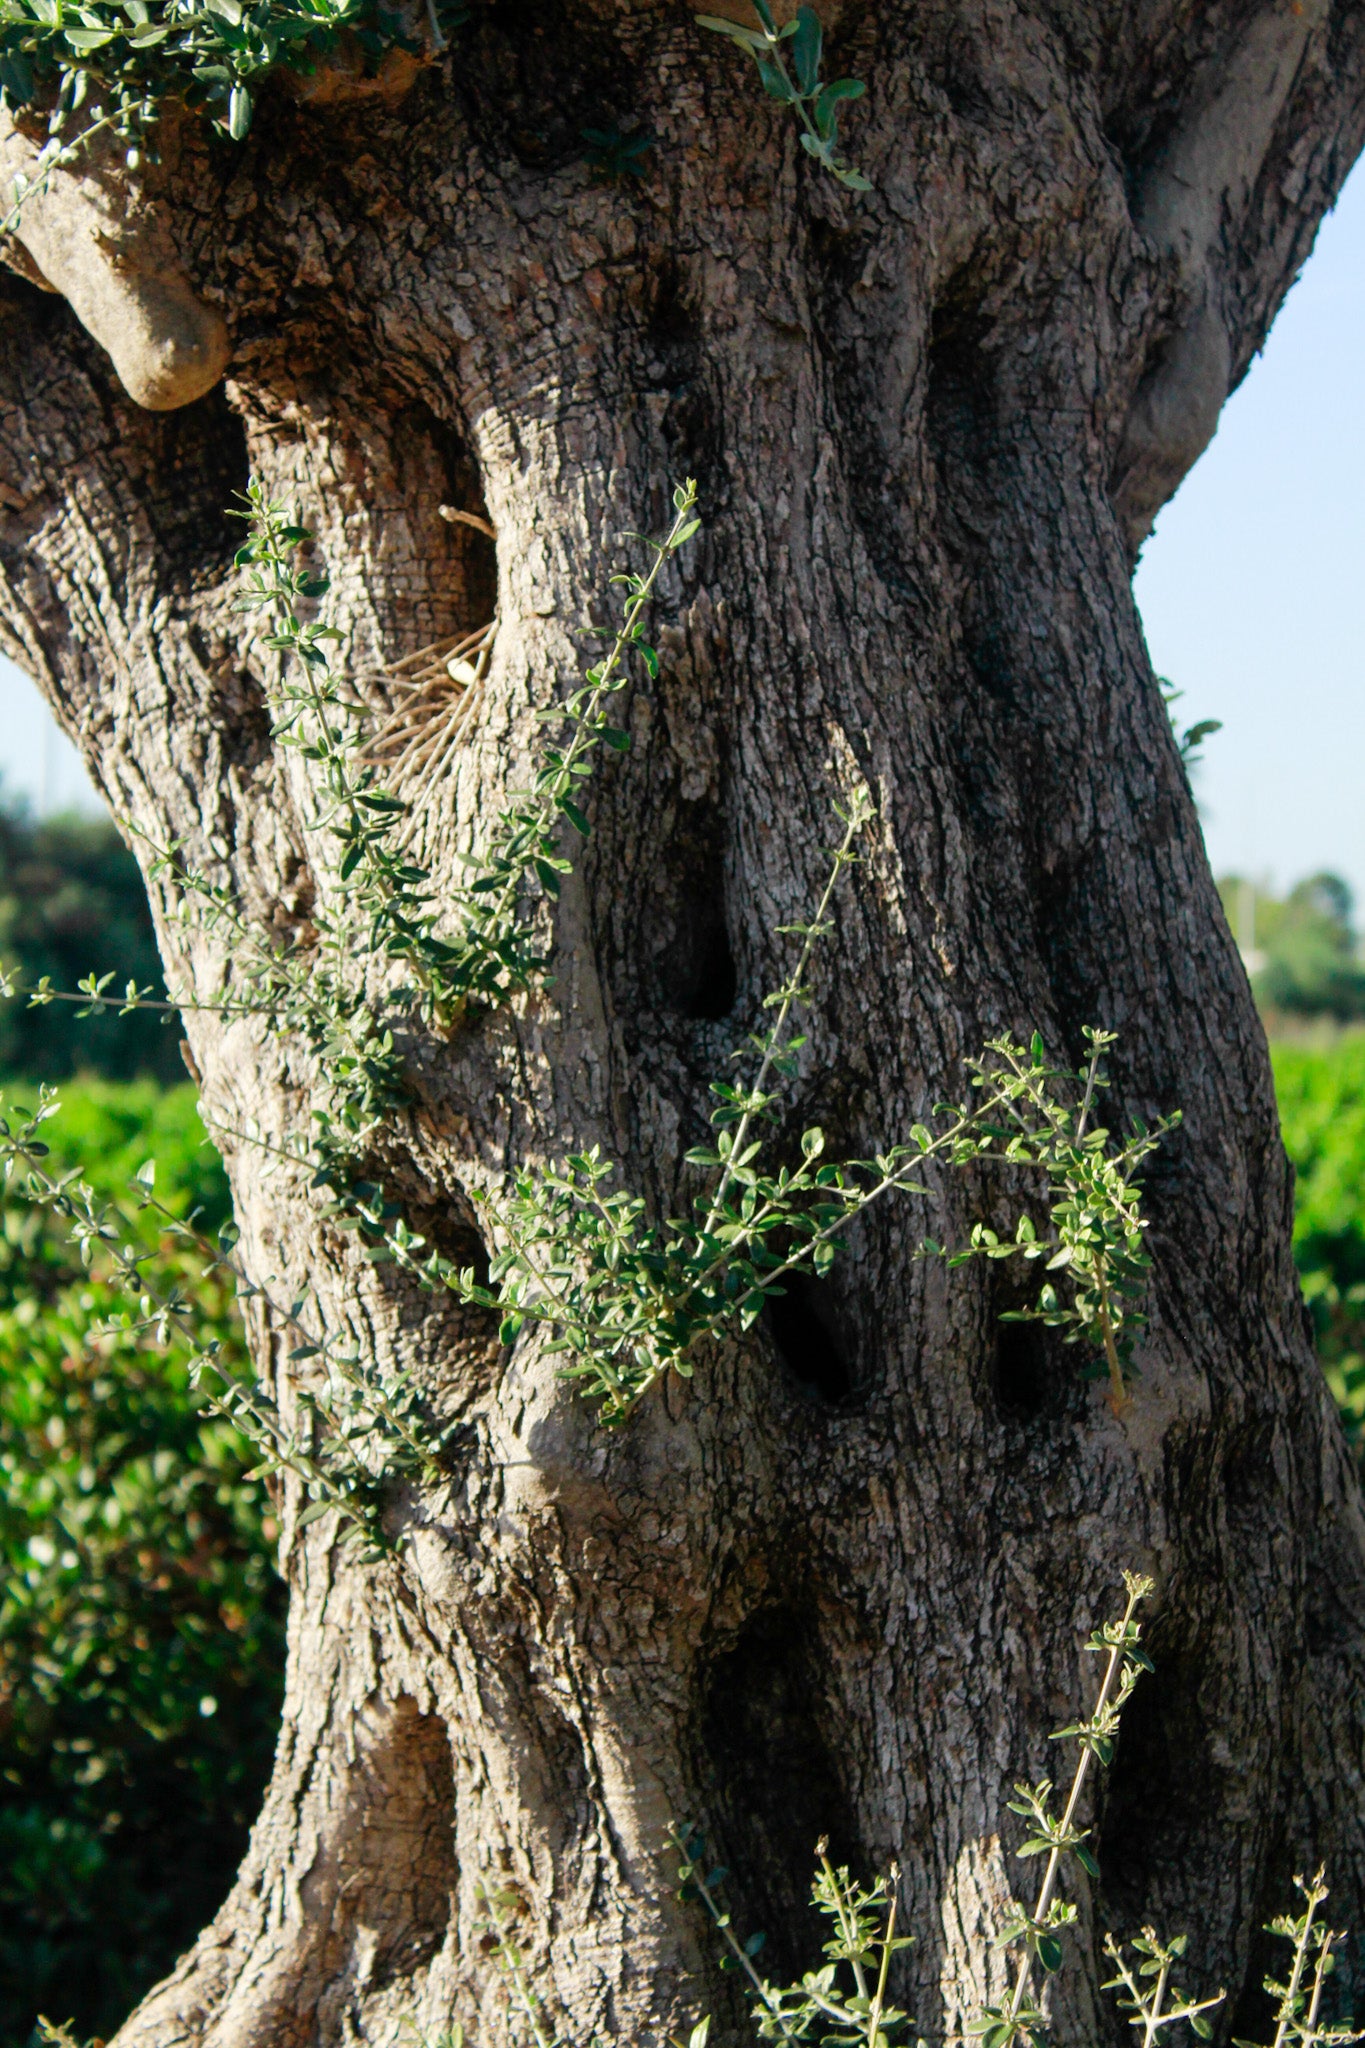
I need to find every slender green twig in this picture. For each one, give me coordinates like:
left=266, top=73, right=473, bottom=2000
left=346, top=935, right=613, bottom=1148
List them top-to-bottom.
left=696, top=0, right=869, bottom=190
left=478, top=1885, right=559, bottom=2048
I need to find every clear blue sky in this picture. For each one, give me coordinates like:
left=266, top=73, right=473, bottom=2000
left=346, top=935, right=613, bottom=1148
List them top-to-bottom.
left=1135, top=158, right=1365, bottom=905
left=3, top=162, right=1364, bottom=891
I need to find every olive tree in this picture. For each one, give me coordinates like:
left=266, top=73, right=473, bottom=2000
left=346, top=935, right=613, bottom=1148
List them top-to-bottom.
left=2, top=1, right=1365, bottom=2041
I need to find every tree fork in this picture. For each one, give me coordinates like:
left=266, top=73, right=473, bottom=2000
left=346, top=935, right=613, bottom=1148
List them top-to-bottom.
left=3, top=3, right=1365, bottom=2042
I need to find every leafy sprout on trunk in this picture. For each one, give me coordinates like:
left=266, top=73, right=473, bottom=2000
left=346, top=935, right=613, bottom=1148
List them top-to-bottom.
left=0, top=0, right=464, bottom=232
left=696, top=0, right=869, bottom=191
left=0, top=480, right=1175, bottom=1553
left=403, top=803, right=1176, bottom=1423
left=933, top=1029, right=1179, bottom=1414
left=974, top=1573, right=1164, bottom=2047
left=674, top=1578, right=1237, bottom=2048
left=671, top=1825, right=912, bottom=2048
left=1246, top=1873, right=1365, bottom=2048
left=1102, top=1931, right=1226, bottom=2045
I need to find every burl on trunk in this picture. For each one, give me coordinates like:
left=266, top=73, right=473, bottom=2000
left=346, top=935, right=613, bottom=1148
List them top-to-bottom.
left=3, top=2, right=1365, bottom=2042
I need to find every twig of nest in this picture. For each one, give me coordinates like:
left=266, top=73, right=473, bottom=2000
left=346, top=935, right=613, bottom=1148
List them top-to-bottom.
left=439, top=504, right=497, bottom=539
left=361, top=618, right=498, bottom=789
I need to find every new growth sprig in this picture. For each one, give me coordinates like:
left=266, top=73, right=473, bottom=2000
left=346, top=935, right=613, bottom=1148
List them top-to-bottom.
left=696, top=0, right=869, bottom=191
left=0, top=478, right=1172, bottom=1561
left=224, top=478, right=698, bottom=1161
left=231, top=478, right=700, bottom=1021
left=439, top=478, right=700, bottom=1003
left=24, top=479, right=701, bottom=1186
left=0, top=481, right=703, bottom=1543
left=442, top=792, right=946, bottom=1421
left=400, top=803, right=1175, bottom=1425
left=937, top=1028, right=1179, bottom=1412
left=973, top=1573, right=1162, bottom=2048
left=677, top=1578, right=1347, bottom=2048
left=671, top=1824, right=912, bottom=2048
left=1246, top=1872, right=1365, bottom=2048
left=475, top=1882, right=619, bottom=2048
left=476, top=1885, right=560, bottom=2048
left=1102, top=1931, right=1225, bottom=2046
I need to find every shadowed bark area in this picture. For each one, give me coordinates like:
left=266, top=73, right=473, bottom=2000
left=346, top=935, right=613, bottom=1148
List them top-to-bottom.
left=3, top=2, right=1365, bottom=2041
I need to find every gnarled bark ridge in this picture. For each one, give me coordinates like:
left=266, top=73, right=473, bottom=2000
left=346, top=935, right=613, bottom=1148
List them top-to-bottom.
left=3, top=3, right=1365, bottom=2041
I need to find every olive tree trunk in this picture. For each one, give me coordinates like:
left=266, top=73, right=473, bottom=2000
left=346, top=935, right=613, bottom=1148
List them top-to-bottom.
left=4, top=3, right=1365, bottom=2041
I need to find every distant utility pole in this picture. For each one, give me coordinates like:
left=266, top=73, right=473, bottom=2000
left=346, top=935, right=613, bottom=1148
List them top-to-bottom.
left=1237, top=876, right=1268, bottom=975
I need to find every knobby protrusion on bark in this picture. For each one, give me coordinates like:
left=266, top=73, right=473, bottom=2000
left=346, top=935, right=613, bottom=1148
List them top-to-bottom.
left=0, top=109, right=229, bottom=409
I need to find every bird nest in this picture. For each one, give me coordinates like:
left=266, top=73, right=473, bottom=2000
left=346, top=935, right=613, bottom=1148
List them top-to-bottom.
left=361, top=617, right=498, bottom=788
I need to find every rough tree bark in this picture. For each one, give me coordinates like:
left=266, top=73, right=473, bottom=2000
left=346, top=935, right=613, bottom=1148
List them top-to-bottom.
left=3, top=2, right=1365, bottom=2041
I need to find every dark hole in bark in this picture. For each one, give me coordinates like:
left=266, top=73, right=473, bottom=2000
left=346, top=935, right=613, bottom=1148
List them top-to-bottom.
left=465, top=0, right=644, bottom=172
left=648, top=257, right=694, bottom=359
left=648, top=260, right=723, bottom=493
left=0, top=264, right=63, bottom=331
left=925, top=296, right=997, bottom=472
left=136, top=390, right=251, bottom=591
left=391, top=404, right=499, bottom=641
left=650, top=804, right=736, bottom=1020
left=670, top=898, right=737, bottom=1020
left=369, top=1174, right=503, bottom=1385
left=404, top=1198, right=494, bottom=1294
left=412, top=1206, right=496, bottom=1308
left=988, top=1260, right=1071, bottom=1423
left=766, top=1270, right=854, bottom=1408
left=994, top=1314, right=1049, bottom=1419
left=1222, top=1418, right=1279, bottom=1523
left=700, top=1608, right=860, bottom=1983
left=1098, top=1621, right=1237, bottom=2010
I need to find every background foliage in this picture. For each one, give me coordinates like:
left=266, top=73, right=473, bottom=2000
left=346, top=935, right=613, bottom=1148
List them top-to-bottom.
left=0, top=796, right=180, bottom=1082
left=1215, top=863, right=1365, bottom=1450
left=1219, top=871, right=1365, bottom=1023
left=1272, top=1035, right=1365, bottom=1452
left=0, top=1078, right=283, bottom=2048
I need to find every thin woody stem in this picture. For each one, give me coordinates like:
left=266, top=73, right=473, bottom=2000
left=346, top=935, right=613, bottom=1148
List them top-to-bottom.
left=472, top=486, right=698, bottom=957
left=700, top=798, right=866, bottom=1241
left=1097, top=1291, right=1129, bottom=1414
left=1006, top=1580, right=1146, bottom=2028
left=1273, top=1880, right=1326, bottom=2048
left=866, top=1881, right=899, bottom=2048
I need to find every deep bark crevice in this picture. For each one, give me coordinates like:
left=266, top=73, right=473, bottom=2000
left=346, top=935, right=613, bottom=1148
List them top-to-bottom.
left=647, top=260, right=725, bottom=498
left=649, top=808, right=737, bottom=1024
left=764, top=1269, right=857, bottom=1410
left=991, top=1315, right=1052, bottom=1424
left=1098, top=1594, right=1274, bottom=2028
left=699, top=1605, right=865, bottom=1984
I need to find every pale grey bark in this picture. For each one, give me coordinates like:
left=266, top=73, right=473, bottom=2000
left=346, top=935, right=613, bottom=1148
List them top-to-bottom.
left=3, top=3, right=1365, bottom=2042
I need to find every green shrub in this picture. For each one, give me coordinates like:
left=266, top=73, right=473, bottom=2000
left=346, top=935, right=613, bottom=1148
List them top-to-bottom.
left=1271, top=1033, right=1365, bottom=1448
left=0, top=1080, right=283, bottom=2048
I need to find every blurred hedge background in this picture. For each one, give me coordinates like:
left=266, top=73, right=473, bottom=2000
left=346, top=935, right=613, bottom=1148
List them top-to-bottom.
left=0, top=797, right=283, bottom=2047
